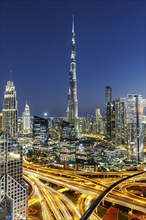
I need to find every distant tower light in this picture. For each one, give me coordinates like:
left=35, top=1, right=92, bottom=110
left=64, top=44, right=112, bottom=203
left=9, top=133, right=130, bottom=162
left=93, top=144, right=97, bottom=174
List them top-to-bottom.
left=44, top=112, right=48, bottom=117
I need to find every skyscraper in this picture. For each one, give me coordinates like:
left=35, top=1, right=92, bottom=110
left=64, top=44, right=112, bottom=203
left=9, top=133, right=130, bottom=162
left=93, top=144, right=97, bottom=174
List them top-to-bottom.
left=66, top=16, right=78, bottom=131
left=2, top=81, right=18, bottom=138
left=105, top=85, right=112, bottom=109
left=105, top=86, right=112, bottom=136
left=126, top=94, right=144, bottom=161
left=114, top=98, right=127, bottom=146
left=22, top=101, right=31, bottom=133
left=106, top=102, right=115, bottom=140
left=95, top=108, right=104, bottom=134
left=33, top=115, right=48, bottom=145
left=0, top=131, right=27, bottom=220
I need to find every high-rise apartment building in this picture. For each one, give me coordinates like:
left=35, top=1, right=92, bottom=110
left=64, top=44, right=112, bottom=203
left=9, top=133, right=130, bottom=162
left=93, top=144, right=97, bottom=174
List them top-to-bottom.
left=66, top=16, right=78, bottom=131
left=2, top=81, right=18, bottom=138
left=126, top=94, right=145, bottom=161
left=114, top=98, right=127, bottom=146
left=22, top=101, right=31, bottom=133
left=95, top=108, right=104, bottom=134
left=0, top=131, right=27, bottom=219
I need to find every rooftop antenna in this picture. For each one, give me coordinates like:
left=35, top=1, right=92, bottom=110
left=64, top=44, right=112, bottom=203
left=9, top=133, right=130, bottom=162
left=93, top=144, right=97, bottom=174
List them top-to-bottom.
left=72, top=14, right=74, bottom=33
left=9, top=70, right=12, bottom=81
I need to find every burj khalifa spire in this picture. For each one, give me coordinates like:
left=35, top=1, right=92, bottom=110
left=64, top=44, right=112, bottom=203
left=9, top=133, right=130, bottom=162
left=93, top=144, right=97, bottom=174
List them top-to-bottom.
left=66, top=15, right=78, bottom=130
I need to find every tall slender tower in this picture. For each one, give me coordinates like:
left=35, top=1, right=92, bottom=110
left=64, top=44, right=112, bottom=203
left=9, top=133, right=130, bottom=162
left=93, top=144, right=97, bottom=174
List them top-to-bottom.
left=67, top=16, right=78, bottom=130
left=2, top=81, right=18, bottom=138
left=105, top=85, right=112, bottom=109
left=105, top=85, right=112, bottom=136
left=22, top=101, right=31, bottom=133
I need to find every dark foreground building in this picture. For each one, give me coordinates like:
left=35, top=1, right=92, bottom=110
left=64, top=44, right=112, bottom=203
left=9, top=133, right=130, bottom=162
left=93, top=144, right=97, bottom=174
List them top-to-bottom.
left=33, top=115, right=48, bottom=145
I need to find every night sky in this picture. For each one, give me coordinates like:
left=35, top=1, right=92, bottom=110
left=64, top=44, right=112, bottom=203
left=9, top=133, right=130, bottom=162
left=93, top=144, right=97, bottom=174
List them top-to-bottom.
left=0, top=0, right=145, bottom=117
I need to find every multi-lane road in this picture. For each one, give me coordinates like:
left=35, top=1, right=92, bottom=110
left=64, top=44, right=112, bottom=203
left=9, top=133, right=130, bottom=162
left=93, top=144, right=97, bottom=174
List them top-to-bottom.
left=23, top=160, right=146, bottom=220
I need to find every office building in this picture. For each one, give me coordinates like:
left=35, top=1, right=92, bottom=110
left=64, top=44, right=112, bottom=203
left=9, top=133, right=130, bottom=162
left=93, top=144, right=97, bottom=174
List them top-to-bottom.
left=2, top=81, right=18, bottom=138
left=105, top=85, right=112, bottom=110
left=105, top=85, right=112, bottom=136
left=22, top=101, right=31, bottom=133
left=106, top=102, right=115, bottom=140
left=0, top=113, right=2, bottom=133
left=33, top=115, right=48, bottom=145
left=60, top=120, right=76, bottom=141
left=0, top=131, right=27, bottom=220
left=76, top=140, right=94, bottom=164
left=60, top=141, right=75, bottom=162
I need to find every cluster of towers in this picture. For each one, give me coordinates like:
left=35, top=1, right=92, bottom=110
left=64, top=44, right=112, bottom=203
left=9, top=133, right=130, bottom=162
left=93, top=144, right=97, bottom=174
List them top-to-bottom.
left=0, top=16, right=146, bottom=219
left=66, top=17, right=146, bottom=163
left=1, top=81, right=31, bottom=138
left=105, top=85, right=146, bottom=162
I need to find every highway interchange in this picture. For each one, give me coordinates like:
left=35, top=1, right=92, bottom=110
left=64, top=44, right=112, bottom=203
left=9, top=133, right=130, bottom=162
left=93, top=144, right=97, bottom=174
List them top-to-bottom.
left=23, top=160, right=146, bottom=220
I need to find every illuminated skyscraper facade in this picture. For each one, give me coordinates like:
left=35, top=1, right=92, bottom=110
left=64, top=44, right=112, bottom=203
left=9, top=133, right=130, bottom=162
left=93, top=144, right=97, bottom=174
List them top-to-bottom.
left=66, top=17, right=78, bottom=131
left=2, top=81, right=18, bottom=138
left=105, top=85, right=112, bottom=109
left=105, top=86, right=112, bottom=136
left=126, top=94, right=144, bottom=161
left=114, top=98, right=127, bottom=146
left=22, top=101, right=31, bottom=133
left=106, top=102, right=115, bottom=140
left=95, top=108, right=104, bottom=134
left=0, top=131, right=27, bottom=220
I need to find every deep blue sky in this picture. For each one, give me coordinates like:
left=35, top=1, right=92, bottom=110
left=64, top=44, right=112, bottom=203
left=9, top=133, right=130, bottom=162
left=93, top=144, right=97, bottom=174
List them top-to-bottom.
left=0, top=0, right=145, bottom=117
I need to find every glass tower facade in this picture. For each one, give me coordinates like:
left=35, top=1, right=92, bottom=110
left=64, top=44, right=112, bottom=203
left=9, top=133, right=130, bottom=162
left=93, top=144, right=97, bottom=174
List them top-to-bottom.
left=67, top=17, right=78, bottom=132
left=2, top=81, right=18, bottom=138
left=105, top=85, right=112, bottom=110
left=126, top=94, right=144, bottom=161
left=22, top=101, right=31, bottom=133
left=33, top=115, right=48, bottom=145
left=0, top=131, right=27, bottom=220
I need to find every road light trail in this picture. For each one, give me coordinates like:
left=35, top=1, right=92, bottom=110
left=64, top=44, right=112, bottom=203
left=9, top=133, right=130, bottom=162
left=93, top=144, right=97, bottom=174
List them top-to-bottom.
left=23, top=161, right=146, bottom=219
left=24, top=168, right=146, bottom=213
left=25, top=171, right=79, bottom=220
left=25, top=173, right=64, bottom=220
left=24, top=174, right=53, bottom=220
left=38, top=179, right=73, bottom=220
left=120, top=182, right=146, bottom=203
left=43, top=183, right=81, bottom=219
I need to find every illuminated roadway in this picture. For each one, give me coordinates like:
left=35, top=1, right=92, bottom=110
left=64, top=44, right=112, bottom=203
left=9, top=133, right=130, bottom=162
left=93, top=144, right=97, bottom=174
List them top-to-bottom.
left=23, top=160, right=146, bottom=219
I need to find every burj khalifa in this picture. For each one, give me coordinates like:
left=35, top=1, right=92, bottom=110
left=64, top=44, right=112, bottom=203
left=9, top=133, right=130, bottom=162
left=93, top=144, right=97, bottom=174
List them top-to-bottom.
left=66, top=16, right=78, bottom=131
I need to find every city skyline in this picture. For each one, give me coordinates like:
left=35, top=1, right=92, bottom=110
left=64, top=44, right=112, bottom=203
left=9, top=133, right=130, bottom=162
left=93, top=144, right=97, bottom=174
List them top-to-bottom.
left=0, top=0, right=145, bottom=117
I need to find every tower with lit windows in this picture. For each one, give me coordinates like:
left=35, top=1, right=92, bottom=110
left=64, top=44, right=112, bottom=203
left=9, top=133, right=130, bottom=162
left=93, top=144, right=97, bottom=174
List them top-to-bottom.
left=66, top=16, right=78, bottom=132
left=2, top=81, right=18, bottom=138
left=105, top=85, right=112, bottom=110
left=105, top=85, right=112, bottom=136
left=126, top=94, right=144, bottom=161
left=114, top=97, right=127, bottom=146
left=22, top=101, right=31, bottom=133
left=0, top=131, right=27, bottom=220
